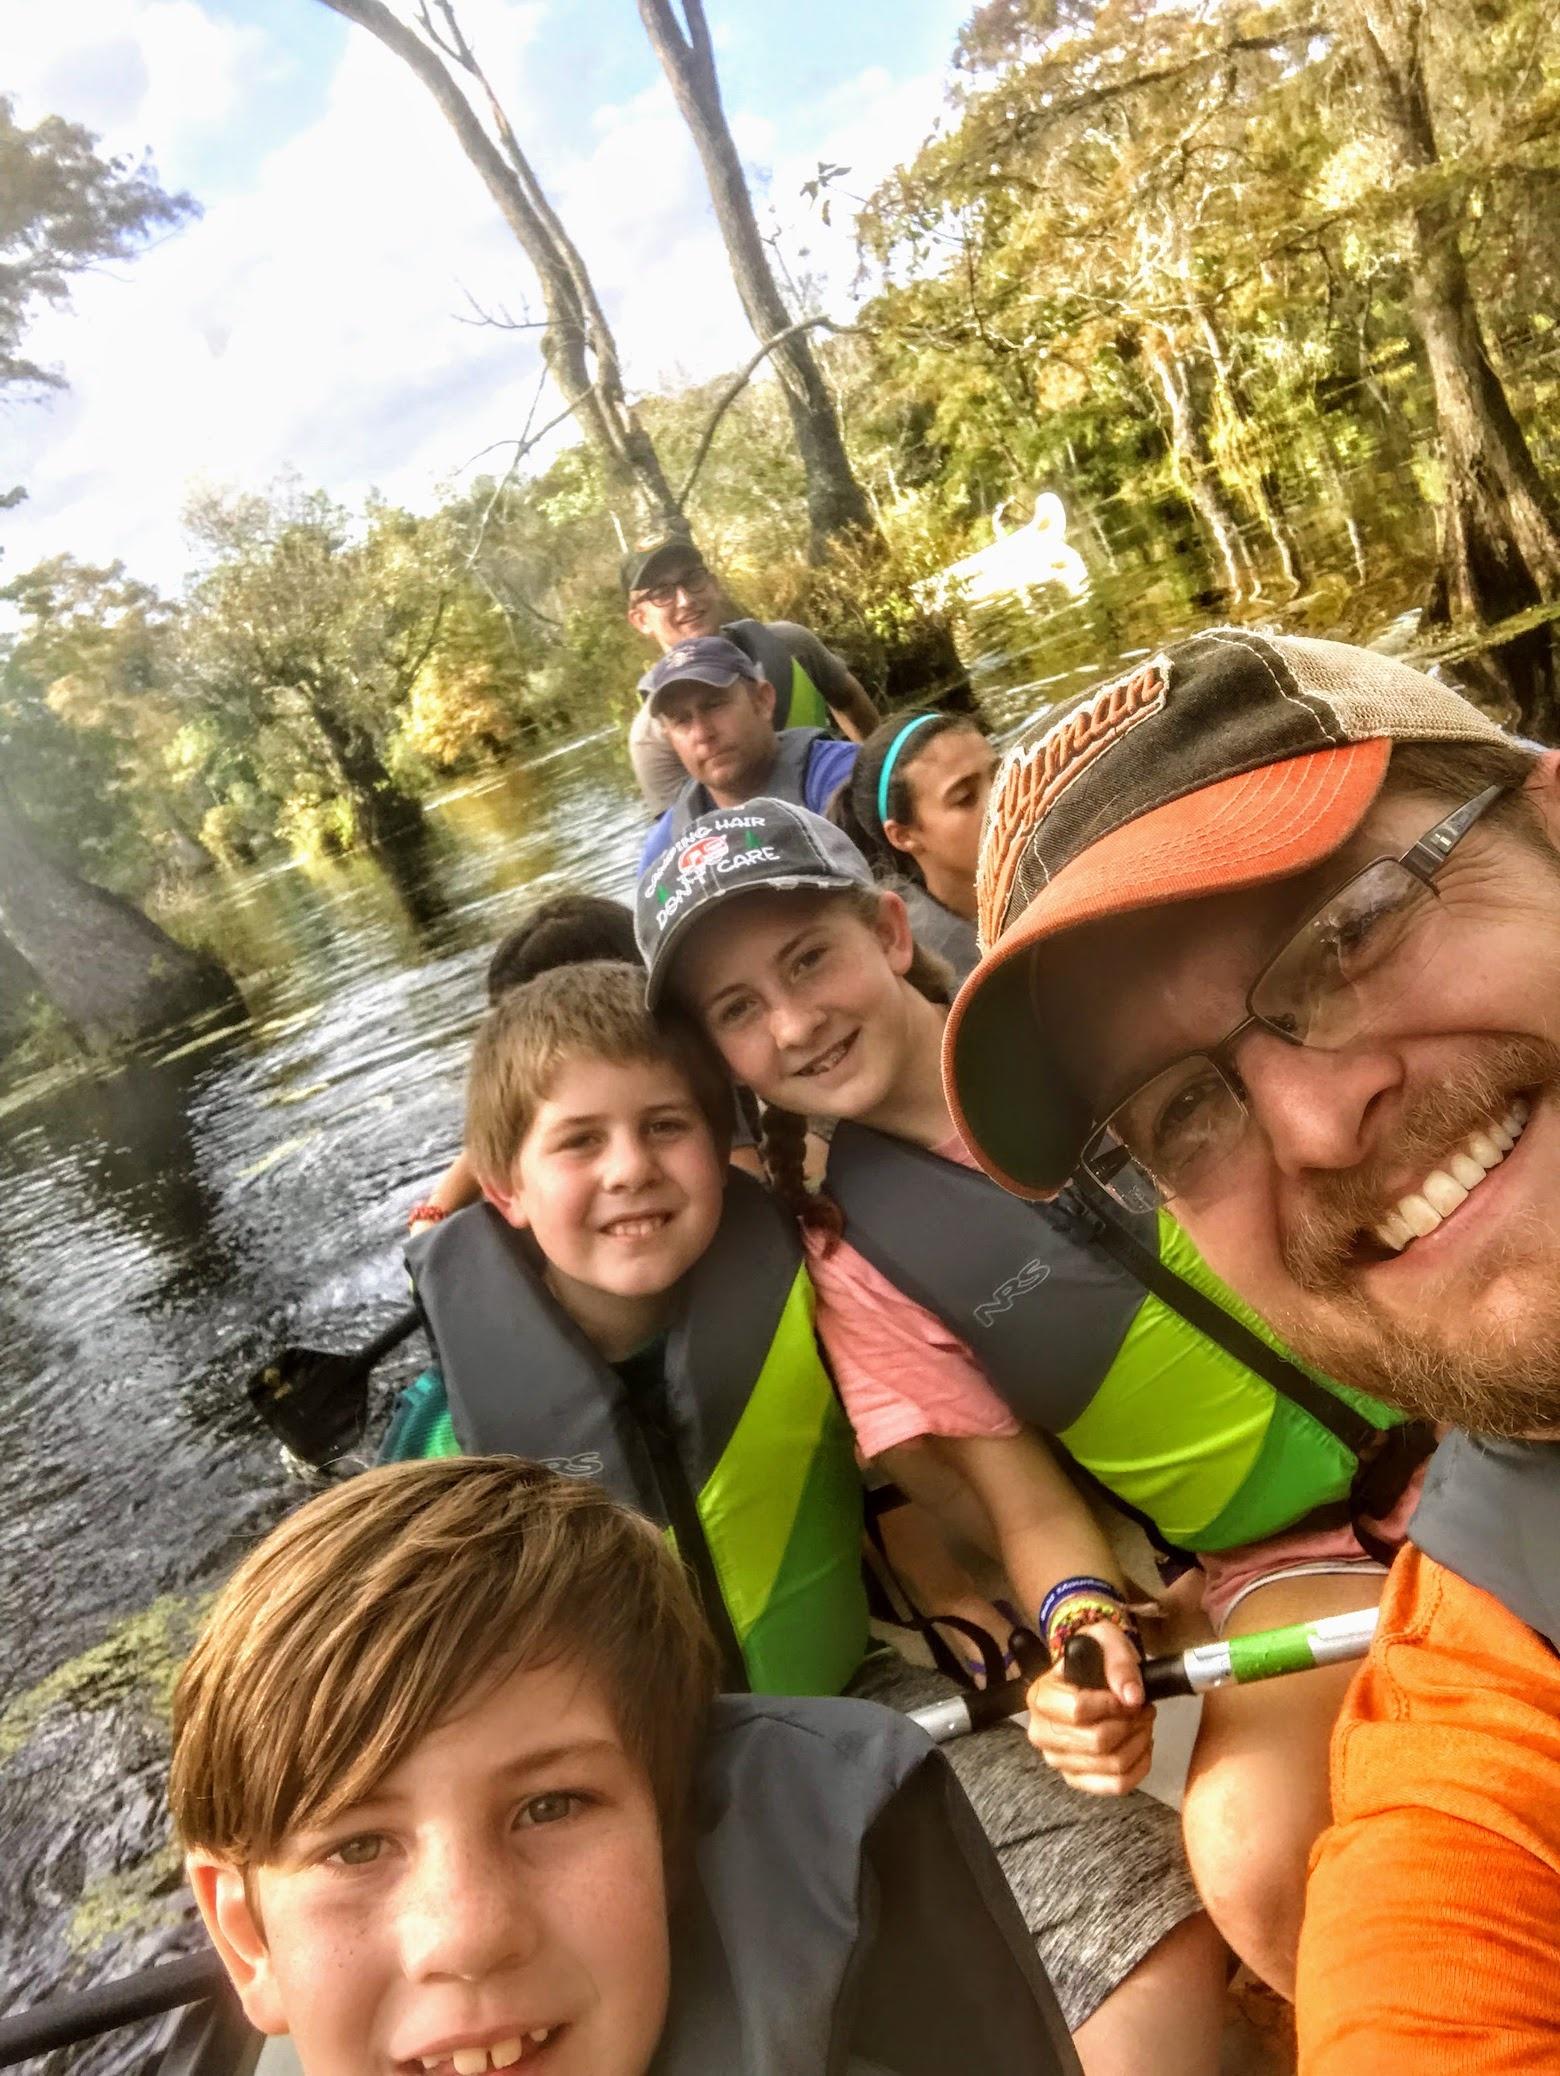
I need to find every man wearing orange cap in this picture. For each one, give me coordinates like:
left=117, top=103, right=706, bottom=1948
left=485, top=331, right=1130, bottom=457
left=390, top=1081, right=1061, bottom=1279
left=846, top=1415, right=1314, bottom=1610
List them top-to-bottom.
left=945, top=627, right=1560, bottom=2070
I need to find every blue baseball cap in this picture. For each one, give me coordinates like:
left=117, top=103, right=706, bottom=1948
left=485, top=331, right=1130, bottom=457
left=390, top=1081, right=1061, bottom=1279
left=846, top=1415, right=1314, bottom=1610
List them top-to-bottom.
left=643, top=635, right=762, bottom=715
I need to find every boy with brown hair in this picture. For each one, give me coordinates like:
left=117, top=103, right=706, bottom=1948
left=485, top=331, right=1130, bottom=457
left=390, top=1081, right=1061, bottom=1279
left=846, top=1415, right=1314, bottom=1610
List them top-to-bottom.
left=406, top=893, right=761, bottom=1239
left=402, top=959, right=869, bottom=1699
left=170, top=1457, right=1079, bottom=2076
left=172, top=1457, right=715, bottom=2076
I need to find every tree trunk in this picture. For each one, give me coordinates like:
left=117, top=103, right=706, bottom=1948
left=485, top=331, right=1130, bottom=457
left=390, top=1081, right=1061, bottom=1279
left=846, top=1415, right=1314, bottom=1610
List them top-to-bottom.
left=321, top=0, right=682, bottom=536
left=636, top=0, right=879, bottom=559
left=1341, top=0, right=1560, bottom=730
left=1142, top=330, right=1253, bottom=601
left=304, top=686, right=425, bottom=851
left=0, top=778, right=243, bottom=1050
left=0, top=930, right=40, bottom=1047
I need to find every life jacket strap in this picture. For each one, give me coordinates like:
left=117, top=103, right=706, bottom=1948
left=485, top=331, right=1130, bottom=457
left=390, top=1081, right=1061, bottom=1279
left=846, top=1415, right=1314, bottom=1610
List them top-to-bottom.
left=1063, top=1195, right=1380, bottom=1458
left=1348, top=1419, right=1436, bottom=1562
left=862, top=1501, right=1012, bottom=1691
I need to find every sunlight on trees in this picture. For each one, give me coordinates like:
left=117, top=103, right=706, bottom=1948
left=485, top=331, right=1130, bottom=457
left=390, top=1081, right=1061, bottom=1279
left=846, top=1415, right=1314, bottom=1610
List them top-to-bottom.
left=4, top=0, right=1559, bottom=941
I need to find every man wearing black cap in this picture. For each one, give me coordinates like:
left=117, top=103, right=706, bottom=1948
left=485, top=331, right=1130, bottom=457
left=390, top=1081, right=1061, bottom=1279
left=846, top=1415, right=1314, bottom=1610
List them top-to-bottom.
left=622, top=538, right=877, bottom=811
left=945, top=626, right=1560, bottom=2068
left=636, top=634, right=860, bottom=871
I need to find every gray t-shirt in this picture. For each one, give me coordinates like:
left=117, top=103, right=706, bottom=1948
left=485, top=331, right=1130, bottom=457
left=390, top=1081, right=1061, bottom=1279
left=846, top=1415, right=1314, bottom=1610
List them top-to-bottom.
left=893, top=877, right=980, bottom=985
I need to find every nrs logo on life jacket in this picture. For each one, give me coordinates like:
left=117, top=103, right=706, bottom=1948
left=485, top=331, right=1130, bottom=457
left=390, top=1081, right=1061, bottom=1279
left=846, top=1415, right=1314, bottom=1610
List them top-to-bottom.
left=974, top=1257, right=1051, bottom=1326
left=539, top=1452, right=605, bottom=1480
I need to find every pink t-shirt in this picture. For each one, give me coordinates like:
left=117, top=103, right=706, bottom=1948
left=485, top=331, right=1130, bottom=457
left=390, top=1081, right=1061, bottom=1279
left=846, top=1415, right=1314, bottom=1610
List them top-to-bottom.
left=806, top=1131, right=1022, bottom=1460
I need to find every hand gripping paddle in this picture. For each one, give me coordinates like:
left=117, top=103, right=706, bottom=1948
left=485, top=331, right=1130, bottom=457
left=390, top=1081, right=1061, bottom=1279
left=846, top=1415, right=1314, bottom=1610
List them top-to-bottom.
left=907, top=1611, right=1381, bottom=1743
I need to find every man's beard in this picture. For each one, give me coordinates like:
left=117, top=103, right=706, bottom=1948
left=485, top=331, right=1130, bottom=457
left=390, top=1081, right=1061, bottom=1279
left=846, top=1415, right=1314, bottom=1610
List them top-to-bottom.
left=1270, top=1036, right=1560, bottom=1438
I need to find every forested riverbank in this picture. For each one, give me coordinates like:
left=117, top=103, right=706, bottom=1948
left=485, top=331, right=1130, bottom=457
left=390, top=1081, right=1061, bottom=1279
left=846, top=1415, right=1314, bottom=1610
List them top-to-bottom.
left=5, top=0, right=1558, bottom=1078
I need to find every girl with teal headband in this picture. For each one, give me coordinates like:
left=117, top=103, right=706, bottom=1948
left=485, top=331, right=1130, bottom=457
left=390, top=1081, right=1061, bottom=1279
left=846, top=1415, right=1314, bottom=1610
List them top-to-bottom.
left=842, top=708, right=996, bottom=983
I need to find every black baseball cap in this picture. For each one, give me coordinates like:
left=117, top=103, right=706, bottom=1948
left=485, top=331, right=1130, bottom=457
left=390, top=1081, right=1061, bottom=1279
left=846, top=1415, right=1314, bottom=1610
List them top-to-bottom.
left=621, top=537, right=705, bottom=597
left=944, top=627, right=1512, bottom=1200
left=637, top=797, right=873, bottom=1008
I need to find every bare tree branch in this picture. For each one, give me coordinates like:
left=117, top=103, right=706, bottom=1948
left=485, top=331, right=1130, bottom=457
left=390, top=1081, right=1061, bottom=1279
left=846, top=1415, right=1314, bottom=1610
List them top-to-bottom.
left=321, top=0, right=682, bottom=531
left=452, top=283, right=549, bottom=331
left=675, top=314, right=858, bottom=507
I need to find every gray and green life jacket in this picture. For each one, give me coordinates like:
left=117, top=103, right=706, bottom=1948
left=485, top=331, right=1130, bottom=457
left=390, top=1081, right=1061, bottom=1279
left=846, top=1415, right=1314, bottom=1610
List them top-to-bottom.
left=725, top=618, right=834, bottom=731
left=665, top=725, right=825, bottom=840
left=825, top=1124, right=1427, bottom=1554
left=405, top=1170, right=869, bottom=1696
left=1410, top=1433, right=1560, bottom=1652
left=657, top=1692, right=1078, bottom=2076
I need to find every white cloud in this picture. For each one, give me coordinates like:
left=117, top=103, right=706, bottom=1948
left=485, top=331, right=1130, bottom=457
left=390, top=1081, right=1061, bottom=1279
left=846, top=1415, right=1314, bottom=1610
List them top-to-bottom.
left=8, top=0, right=274, bottom=173
left=1, top=2, right=954, bottom=593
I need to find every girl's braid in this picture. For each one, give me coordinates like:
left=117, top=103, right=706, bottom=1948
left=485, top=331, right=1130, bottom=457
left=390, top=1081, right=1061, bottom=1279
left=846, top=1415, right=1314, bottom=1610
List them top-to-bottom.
left=759, top=1102, right=845, bottom=1254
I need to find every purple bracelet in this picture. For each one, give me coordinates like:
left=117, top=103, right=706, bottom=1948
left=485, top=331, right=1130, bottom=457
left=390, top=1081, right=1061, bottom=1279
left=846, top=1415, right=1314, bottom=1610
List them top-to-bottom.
left=1038, top=1574, right=1125, bottom=1637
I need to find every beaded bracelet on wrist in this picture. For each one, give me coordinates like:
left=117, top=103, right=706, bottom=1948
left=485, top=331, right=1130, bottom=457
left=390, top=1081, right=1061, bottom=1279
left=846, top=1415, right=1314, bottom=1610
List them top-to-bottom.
left=407, top=1201, right=450, bottom=1229
left=1038, top=1573, right=1126, bottom=1637
left=1048, top=1600, right=1141, bottom=1660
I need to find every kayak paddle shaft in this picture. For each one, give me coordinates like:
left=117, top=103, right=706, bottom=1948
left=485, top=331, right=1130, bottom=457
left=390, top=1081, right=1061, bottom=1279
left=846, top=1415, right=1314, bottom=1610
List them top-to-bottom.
left=1141, top=1606, right=1381, bottom=1699
left=907, top=1609, right=1380, bottom=1741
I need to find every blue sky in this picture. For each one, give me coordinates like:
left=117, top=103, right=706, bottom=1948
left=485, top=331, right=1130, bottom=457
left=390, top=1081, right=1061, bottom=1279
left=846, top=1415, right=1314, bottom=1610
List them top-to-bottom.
left=6, top=0, right=971, bottom=588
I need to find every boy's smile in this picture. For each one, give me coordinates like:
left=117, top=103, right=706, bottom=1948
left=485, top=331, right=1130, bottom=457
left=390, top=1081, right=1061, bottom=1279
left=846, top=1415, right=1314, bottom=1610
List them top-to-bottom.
left=483, top=1054, right=726, bottom=1355
left=192, top=1658, right=670, bottom=2076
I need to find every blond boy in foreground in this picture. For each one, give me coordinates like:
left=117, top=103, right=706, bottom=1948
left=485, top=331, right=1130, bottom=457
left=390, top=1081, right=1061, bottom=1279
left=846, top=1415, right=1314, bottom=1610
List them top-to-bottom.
left=169, top=1458, right=1078, bottom=2076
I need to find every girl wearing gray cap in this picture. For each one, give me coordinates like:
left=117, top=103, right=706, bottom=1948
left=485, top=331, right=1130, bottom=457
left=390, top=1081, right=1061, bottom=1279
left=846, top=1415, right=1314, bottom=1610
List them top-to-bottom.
left=638, top=799, right=1229, bottom=2073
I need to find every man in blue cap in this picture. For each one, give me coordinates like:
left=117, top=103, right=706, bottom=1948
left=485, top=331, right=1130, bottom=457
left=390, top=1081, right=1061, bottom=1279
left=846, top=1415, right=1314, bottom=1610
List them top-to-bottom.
left=622, top=538, right=878, bottom=811
left=636, top=635, right=860, bottom=871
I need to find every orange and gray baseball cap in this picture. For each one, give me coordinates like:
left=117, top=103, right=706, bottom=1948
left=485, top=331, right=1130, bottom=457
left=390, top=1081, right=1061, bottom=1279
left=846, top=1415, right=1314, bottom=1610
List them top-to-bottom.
left=944, top=627, right=1512, bottom=1199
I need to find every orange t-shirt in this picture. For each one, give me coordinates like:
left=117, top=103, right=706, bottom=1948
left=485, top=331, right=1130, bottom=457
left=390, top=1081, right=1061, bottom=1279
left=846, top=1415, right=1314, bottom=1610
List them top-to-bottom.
left=1297, top=1544, right=1560, bottom=2072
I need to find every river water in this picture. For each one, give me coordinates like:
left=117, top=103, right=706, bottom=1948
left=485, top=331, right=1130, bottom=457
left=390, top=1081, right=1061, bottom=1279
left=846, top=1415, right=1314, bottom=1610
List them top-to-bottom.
left=0, top=459, right=1549, bottom=2068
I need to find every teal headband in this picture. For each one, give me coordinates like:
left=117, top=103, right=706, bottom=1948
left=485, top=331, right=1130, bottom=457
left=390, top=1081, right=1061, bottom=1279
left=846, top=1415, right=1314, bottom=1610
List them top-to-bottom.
left=876, top=713, right=939, bottom=827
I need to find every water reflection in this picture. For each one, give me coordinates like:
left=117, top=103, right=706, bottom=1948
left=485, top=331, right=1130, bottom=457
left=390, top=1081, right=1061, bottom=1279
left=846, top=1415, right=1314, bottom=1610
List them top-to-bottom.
left=0, top=729, right=644, bottom=2059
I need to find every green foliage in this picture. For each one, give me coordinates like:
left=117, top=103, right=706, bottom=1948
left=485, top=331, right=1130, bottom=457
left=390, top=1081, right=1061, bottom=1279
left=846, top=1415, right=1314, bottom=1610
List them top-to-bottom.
left=7, top=0, right=1560, bottom=898
left=854, top=0, right=1559, bottom=601
left=0, top=95, right=196, bottom=395
left=0, top=96, right=196, bottom=509
left=0, top=557, right=191, bottom=888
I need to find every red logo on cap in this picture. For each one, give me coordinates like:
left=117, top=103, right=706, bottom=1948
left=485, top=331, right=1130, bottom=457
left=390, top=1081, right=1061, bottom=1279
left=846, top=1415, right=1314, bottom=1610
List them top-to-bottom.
left=678, top=833, right=729, bottom=875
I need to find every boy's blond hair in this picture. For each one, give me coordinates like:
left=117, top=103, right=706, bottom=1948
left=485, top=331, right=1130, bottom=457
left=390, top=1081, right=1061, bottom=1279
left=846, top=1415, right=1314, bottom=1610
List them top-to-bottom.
left=465, top=960, right=732, bottom=1187
left=169, top=1457, right=717, bottom=1867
